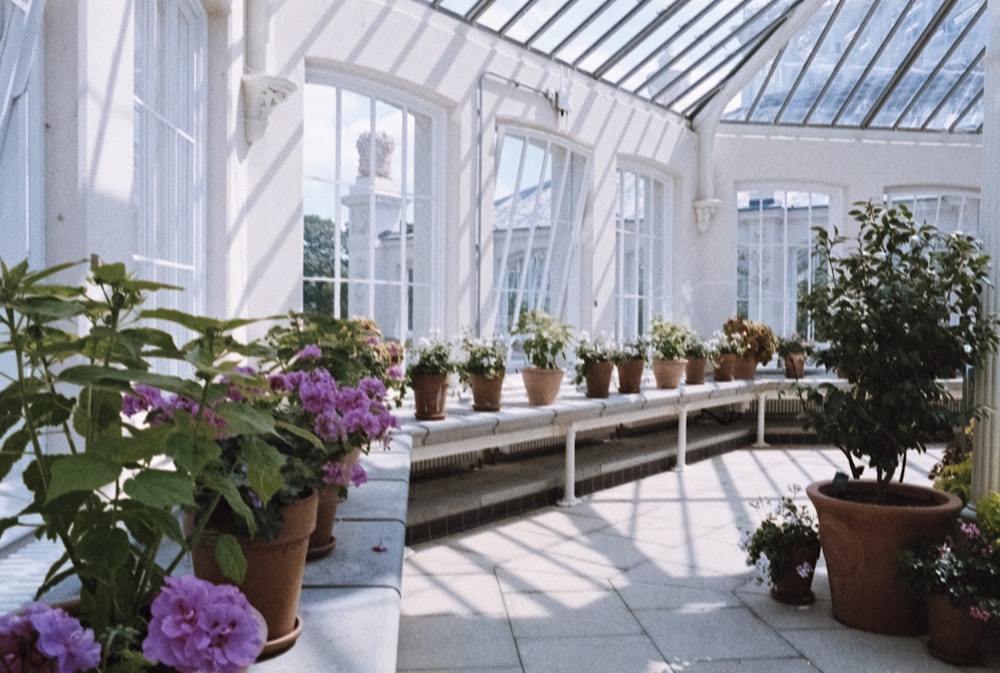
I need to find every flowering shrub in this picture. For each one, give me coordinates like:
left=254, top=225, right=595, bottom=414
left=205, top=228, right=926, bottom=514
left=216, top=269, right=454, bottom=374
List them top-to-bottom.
left=512, top=310, right=572, bottom=369
left=648, top=316, right=689, bottom=360
left=723, top=316, right=776, bottom=364
left=707, top=329, right=742, bottom=358
left=683, top=330, right=709, bottom=360
left=459, top=331, right=507, bottom=382
left=573, top=332, right=615, bottom=383
left=406, top=333, right=458, bottom=378
left=611, top=335, right=648, bottom=364
left=738, top=486, right=819, bottom=586
left=899, top=515, right=1000, bottom=623
left=143, top=576, right=264, bottom=673
left=0, top=603, right=101, bottom=673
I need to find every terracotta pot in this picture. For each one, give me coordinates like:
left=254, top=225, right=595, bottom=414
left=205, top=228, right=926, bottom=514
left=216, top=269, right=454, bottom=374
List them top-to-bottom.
left=714, top=353, right=736, bottom=381
left=784, top=353, right=806, bottom=378
left=734, top=355, right=757, bottom=380
left=685, top=357, right=707, bottom=385
left=651, top=358, right=686, bottom=389
left=616, top=359, right=644, bottom=394
left=583, top=361, right=614, bottom=398
left=522, top=367, right=564, bottom=405
left=412, top=372, right=449, bottom=420
left=468, top=372, right=504, bottom=411
left=806, top=480, right=962, bottom=635
left=307, top=486, right=342, bottom=560
left=189, top=488, right=318, bottom=643
left=769, top=543, right=821, bottom=605
left=925, top=593, right=989, bottom=665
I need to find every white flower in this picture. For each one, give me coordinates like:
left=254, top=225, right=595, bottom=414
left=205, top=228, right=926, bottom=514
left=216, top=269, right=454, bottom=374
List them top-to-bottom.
left=417, top=336, right=431, bottom=348
left=754, top=554, right=771, bottom=584
left=796, top=561, right=813, bottom=578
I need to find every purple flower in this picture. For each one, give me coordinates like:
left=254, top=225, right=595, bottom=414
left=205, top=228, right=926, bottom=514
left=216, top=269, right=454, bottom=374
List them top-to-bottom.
left=297, top=344, right=323, bottom=361
left=386, top=364, right=404, bottom=381
left=298, top=369, right=338, bottom=415
left=122, top=384, right=164, bottom=417
left=321, top=461, right=350, bottom=486
left=350, top=464, right=367, bottom=488
left=143, top=576, right=264, bottom=673
left=0, top=603, right=101, bottom=673
left=969, top=606, right=991, bottom=622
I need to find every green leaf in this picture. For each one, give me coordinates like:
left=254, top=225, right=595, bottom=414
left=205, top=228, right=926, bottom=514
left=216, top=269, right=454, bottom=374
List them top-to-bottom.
left=72, top=388, right=123, bottom=439
left=213, top=401, right=276, bottom=436
left=0, top=428, right=30, bottom=479
left=166, top=433, right=221, bottom=475
left=242, top=437, right=285, bottom=505
left=47, top=454, right=121, bottom=502
left=124, top=469, right=196, bottom=508
left=77, top=526, right=130, bottom=576
left=214, top=533, right=247, bottom=583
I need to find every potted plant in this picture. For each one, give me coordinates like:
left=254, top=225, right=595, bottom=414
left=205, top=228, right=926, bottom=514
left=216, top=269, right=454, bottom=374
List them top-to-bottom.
left=800, top=201, right=1000, bottom=634
left=0, top=259, right=273, bottom=668
left=513, top=309, right=572, bottom=405
left=648, top=316, right=688, bottom=389
left=723, top=316, right=776, bottom=379
left=459, top=330, right=508, bottom=411
left=683, top=330, right=709, bottom=385
left=707, top=330, right=741, bottom=381
left=406, top=332, right=457, bottom=420
left=573, top=332, right=616, bottom=398
left=775, top=334, right=813, bottom=378
left=611, top=335, right=647, bottom=394
left=738, top=486, right=821, bottom=605
left=898, top=510, right=1000, bottom=665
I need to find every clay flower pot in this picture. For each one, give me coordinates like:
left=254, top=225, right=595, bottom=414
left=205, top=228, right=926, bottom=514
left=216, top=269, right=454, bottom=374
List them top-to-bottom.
left=714, top=353, right=736, bottom=381
left=783, top=353, right=806, bottom=378
left=734, top=355, right=757, bottom=380
left=685, top=357, right=707, bottom=385
left=651, top=358, right=686, bottom=389
left=616, top=359, right=644, bottom=393
left=583, top=361, right=614, bottom=398
left=522, top=367, right=564, bottom=405
left=411, top=372, right=449, bottom=420
left=468, top=372, right=504, bottom=411
left=769, top=543, right=821, bottom=605
left=925, top=593, right=989, bottom=665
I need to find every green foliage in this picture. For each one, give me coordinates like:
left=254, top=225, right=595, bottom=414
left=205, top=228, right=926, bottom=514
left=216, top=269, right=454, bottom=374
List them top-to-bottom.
left=799, top=201, right=1000, bottom=501
left=303, top=214, right=347, bottom=315
left=513, top=310, right=572, bottom=369
left=648, top=316, right=689, bottom=361
left=459, top=330, right=507, bottom=383
left=683, top=330, right=709, bottom=359
left=406, top=332, right=457, bottom=378
left=611, top=334, right=648, bottom=364
left=775, top=334, right=814, bottom=359
left=738, top=486, right=819, bottom=586
left=978, top=492, right=1000, bottom=544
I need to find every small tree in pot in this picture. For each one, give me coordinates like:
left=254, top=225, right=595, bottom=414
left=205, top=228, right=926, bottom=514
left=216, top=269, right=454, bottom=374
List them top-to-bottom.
left=799, top=200, right=1000, bottom=635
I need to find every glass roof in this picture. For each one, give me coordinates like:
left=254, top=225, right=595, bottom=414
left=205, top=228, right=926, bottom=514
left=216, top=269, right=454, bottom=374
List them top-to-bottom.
left=419, top=0, right=985, bottom=134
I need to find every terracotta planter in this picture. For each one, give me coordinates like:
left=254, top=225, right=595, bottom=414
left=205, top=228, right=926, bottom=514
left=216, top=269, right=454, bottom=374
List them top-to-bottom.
left=714, top=353, right=736, bottom=381
left=783, top=353, right=806, bottom=378
left=734, top=355, right=757, bottom=380
left=685, top=357, right=707, bottom=385
left=652, top=358, right=687, bottom=389
left=615, top=359, right=644, bottom=394
left=583, top=361, right=614, bottom=398
left=522, top=367, right=564, bottom=405
left=412, top=372, right=449, bottom=420
left=468, top=372, right=504, bottom=411
left=308, top=446, right=362, bottom=559
left=806, top=480, right=962, bottom=635
left=189, top=488, right=318, bottom=644
left=769, top=543, right=821, bottom=605
left=925, top=593, right=989, bottom=665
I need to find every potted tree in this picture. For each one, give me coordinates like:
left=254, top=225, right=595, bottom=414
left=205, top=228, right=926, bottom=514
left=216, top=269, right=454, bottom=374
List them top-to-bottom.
left=800, top=201, right=999, bottom=635
left=513, top=309, right=572, bottom=405
left=648, top=316, right=688, bottom=389
left=459, top=331, right=508, bottom=411
left=574, top=332, right=616, bottom=398
left=611, top=335, right=647, bottom=394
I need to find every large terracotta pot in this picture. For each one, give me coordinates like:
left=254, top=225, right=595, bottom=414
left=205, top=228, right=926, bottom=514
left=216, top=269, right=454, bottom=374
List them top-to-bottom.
left=714, top=353, right=736, bottom=381
left=783, top=353, right=806, bottom=378
left=734, top=355, right=757, bottom=380
left=685, top=357, right=707, bottom=385
left=651, top=358, right=686, bottom=389
left=616, top=359, right=644, bottom=394
left=583, top=361, right=614, bottom=398
left=521, top=367, right=564, bottom=405
left=412, top=372, right=449, bottom=420
left=468, top=372, right=504, bottom=411
left=806, top=480, right=962, bottom=635
left=189, top=488, right=318, bottom=643
left=769, top=543, right=820, bottom=605
left=925, top=593, right=989, bottom=665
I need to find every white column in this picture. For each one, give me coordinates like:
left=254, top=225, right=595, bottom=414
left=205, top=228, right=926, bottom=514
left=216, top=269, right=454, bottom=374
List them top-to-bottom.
left=972, top=1, right=1000, bottom=504
left=752, top=391, right=769, bottom=448
left=676, top=407, right=688, bottom=472
left=557, top=423, right=581, bottom=507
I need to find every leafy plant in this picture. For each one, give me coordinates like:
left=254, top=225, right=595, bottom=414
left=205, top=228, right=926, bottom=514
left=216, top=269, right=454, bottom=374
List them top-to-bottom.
left=800, top=201, right=1000, bottom=502
left=513, top=310, right=572, bottom=369
left=648, top=316, right=689, bottom=361
left=723, top=316, right=777, bottom=364
left=707, top=329, right=741, bottom=358
left=459, top=330, right=507, bottom=383
left=683, top=330, right=709, bottom=360
left=406, top=332, right=457, bottom=378
left=573, top=332, right=615, bottom=384
left=775, top=334, right=814, bottom=359
left=611, top=335, right=648, bottom=364
left=738, top=486, right=819, bottom=587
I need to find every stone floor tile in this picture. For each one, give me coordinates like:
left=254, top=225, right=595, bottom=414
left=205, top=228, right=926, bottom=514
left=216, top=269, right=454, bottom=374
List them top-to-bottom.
left=495, top=567, right=614, bottom=594
left=400, top=573, right=506, bottom=617
left=611, top=579, right=743, bottom=612
left=504, top=589, right=645, bottom=638
left=396, top=614, right=520, bottom=671
left=781, top=627, right=956, bottom=673
left=517, top=634, right=672, bottom=673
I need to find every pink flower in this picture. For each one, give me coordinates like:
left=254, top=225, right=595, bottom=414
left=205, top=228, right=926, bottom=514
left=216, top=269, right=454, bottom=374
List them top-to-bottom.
left=969, top=606, right=991, bottom=622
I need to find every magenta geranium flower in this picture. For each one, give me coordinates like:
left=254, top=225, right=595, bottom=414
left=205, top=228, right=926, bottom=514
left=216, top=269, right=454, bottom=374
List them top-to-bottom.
left=143, top=576, right=264, bottom=673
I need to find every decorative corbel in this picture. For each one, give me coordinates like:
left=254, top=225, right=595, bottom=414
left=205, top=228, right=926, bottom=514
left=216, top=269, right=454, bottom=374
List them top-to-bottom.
left=241, top=74, right=296, bottom=145
left=693, top=198, right=722, bottom=233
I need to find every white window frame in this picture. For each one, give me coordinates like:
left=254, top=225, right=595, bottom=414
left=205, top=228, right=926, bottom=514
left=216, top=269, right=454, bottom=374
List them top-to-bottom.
left=302, top=71, right=446, bottom=342
left=614, top=161, right=672, bottom=340
left=885, top=187, right=980, bottom=237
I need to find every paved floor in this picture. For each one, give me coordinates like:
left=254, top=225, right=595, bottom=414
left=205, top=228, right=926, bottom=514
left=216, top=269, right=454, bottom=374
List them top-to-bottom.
left=396, top=445, right=1000, bottom=673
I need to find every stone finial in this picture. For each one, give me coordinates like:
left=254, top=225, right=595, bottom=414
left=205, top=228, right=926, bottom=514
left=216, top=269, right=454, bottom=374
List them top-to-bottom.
left=356, top=131, right=395, bottom=179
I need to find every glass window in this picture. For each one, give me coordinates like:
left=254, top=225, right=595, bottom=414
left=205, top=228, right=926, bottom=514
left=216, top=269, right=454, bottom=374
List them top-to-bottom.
left=133, top=0, right=207, bottom=364
left=302, top=77, right=443, bottom=343
left=491, top=129, right=588, bottom=339
left=615, top=165, right=671, bottom=340
left=737, top=189, right=830, bottom=339
left=886, top=189, right=980, bottom=237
